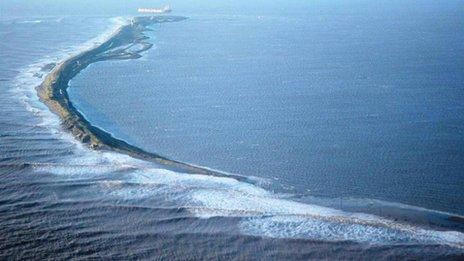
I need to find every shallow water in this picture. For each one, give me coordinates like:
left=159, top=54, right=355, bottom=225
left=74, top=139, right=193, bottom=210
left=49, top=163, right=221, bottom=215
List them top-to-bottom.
left=1, top=0, right=464, bottom=259
left=70, top=2, right=464, bottom=214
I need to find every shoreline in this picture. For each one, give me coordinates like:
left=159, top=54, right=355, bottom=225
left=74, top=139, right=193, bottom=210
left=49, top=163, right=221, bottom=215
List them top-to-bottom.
left=34, top=15, right=464, bottom=232
left=36, top=16, right=243, bottom=179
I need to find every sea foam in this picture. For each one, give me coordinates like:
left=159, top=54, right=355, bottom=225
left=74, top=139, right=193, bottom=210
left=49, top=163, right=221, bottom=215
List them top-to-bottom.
left=19, top=15, right=464, bottom=249
left=11, top=17, right=130, bottom=147
left=33, top=156, right=464, bottom=248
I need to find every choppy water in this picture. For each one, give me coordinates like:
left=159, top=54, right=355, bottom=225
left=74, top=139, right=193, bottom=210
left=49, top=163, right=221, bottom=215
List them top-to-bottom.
left=1, top=0, right=464, bottom=259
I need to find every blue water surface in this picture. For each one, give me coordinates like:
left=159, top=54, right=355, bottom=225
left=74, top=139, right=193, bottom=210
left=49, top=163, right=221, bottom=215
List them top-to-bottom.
left=68, top=0, right=464, bottom=214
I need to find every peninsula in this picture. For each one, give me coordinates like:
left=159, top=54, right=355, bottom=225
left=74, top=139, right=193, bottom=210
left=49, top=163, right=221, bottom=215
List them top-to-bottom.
left=37, top=16, right=241, bottom=179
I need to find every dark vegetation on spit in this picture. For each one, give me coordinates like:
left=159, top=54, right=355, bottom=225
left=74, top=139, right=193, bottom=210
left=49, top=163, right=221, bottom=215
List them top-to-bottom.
left=37, top=16, right=243, bottom=179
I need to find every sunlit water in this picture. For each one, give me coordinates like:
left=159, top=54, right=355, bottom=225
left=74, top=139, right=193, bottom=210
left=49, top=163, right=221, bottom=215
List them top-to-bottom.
left=1, top=0, right=464, bottom=259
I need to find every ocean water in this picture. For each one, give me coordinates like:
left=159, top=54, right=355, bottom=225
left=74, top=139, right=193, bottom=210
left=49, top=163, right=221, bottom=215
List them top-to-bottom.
left=1, top=0, right=464, bottom=259
left=69, top=1, right=464, bottom=214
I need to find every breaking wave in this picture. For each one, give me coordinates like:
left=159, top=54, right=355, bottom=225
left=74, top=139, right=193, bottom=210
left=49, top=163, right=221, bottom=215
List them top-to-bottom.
left=12, top=15, right=464, bottom=250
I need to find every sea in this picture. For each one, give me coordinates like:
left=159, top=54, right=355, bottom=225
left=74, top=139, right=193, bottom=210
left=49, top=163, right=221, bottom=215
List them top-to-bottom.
left=1, top=0, right=464, bottom=259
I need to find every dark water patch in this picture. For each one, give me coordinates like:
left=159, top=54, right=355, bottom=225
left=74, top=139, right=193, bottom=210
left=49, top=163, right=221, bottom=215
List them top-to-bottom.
left=0, top=151, right=71, bottom=164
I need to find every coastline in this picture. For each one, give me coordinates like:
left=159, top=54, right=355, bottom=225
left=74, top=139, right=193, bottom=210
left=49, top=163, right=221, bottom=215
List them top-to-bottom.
left=9, top=13, right=464, bottom=253
left=33, top=15, right=464, bottom=232
left=36, top=16, right=241, bottom=179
